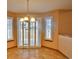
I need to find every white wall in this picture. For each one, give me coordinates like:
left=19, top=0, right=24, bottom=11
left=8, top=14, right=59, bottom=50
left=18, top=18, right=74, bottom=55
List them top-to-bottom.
left=59, top=35, right=72, bottom=59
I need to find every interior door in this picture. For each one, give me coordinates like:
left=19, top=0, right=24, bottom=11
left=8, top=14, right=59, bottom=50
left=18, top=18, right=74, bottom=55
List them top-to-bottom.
left=17, top=18, right=41, bottom=48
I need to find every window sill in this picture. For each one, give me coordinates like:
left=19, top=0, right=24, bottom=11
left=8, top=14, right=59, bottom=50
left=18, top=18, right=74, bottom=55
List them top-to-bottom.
left=7, top=40, right=14, bottom=42
left=45, top=40, right=53, bottom=42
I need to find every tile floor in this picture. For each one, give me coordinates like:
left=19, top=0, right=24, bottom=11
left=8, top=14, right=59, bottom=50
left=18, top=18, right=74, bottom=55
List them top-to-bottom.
left=7, top=47, right=68, bottom=59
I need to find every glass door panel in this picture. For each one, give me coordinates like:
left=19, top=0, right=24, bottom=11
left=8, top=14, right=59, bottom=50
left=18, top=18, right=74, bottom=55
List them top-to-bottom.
left=17, top=18, right=41, bottom=48
left=17, top=20, right=23, bottom=48
left=36, top=20, right=41, bottom=47
left=23, top=22, right=29, bottom=47
left=30, top=22, right=35, bottom=47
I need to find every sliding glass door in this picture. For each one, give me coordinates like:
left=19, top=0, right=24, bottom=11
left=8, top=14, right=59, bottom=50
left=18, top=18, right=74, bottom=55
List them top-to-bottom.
left=17, top=18, right=41, bottom=48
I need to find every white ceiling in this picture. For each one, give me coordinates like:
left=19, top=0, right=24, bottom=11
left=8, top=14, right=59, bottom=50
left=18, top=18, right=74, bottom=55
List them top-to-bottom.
left=7, top=0, right=72, bottom=13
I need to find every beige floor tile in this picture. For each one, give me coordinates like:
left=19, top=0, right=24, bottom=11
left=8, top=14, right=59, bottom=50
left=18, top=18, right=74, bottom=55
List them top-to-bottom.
left=7, top=47, right=68, bottom=59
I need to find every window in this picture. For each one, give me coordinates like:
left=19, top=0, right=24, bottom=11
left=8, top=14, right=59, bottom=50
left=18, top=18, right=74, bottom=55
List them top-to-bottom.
left=45, top=16, right=53, bottom=40
left=7, top=17, right=13, bottom=41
